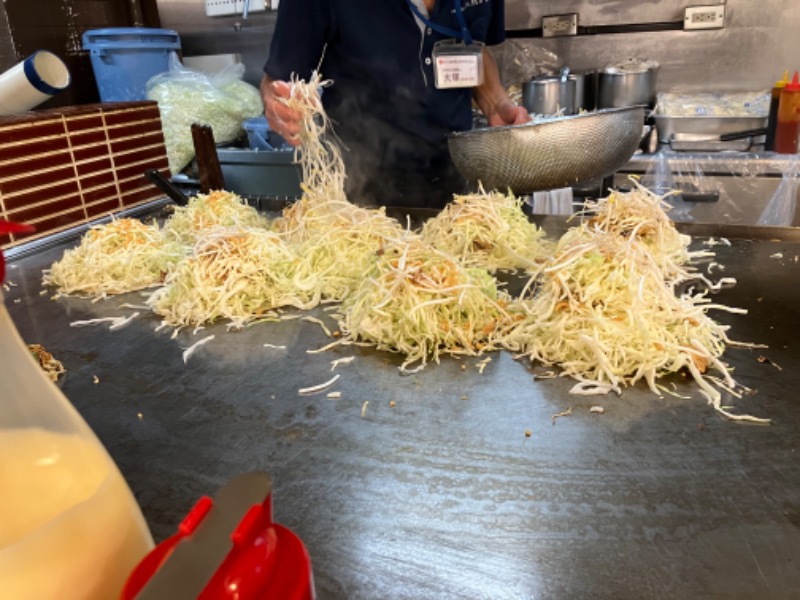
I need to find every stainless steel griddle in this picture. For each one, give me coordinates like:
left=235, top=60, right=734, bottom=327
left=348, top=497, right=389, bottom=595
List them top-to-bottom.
left=5, top=213, right=800, bottom=599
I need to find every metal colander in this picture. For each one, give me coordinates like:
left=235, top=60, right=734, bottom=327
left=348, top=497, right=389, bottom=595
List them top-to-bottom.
left=447, top=106, right=645, bottom=193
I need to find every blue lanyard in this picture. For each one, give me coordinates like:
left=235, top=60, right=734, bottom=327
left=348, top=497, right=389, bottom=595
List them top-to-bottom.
left=405, top=0, right=473, bottom=45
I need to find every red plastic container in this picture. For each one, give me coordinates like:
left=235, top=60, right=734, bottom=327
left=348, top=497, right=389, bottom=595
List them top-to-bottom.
left=122, top=473, right=314, bottom=600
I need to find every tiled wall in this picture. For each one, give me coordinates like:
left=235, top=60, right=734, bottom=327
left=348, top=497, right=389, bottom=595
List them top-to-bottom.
left=0, top=102, right=169, bottom=249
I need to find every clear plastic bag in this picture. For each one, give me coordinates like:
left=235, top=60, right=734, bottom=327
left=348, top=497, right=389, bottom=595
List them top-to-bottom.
left=492, top=40, right=559, bottom=105
left=147, top=53, right=264, bottom=174
left=656, top=91, right=770, bottom=117
left=757, top=160, right=800, bottom=226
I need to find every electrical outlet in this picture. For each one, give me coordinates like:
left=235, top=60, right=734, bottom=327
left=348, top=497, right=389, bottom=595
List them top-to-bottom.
left=205, top=0, right=265, bottom=18
left=684, top=5, right=725, bottom=30
left=542, top=13, right=578, bottom=38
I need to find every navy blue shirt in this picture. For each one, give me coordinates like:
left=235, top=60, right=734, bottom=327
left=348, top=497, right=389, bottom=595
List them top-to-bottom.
left=264, top=0, right=505, bottom=208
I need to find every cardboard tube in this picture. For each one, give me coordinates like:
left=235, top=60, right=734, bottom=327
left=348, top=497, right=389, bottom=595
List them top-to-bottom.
left=0, top=51, right=71, bottom=116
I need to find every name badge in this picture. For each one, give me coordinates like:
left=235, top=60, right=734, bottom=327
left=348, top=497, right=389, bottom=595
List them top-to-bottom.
left=432, top=40, right=485, bottom=89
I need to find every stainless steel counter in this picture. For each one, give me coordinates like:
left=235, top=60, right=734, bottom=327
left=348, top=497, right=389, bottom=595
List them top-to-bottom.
left=5, top=216, right=800, bottom=599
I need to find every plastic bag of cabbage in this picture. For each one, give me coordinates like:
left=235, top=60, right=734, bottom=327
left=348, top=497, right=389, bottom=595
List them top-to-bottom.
left=146, top=54, right=263, bottom=174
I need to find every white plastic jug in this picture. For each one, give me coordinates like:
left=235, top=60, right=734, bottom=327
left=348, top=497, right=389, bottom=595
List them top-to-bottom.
left=0, top=283, right=154, bottom=598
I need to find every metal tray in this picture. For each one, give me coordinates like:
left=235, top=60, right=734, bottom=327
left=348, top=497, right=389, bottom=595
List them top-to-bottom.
left=654, top=114, right=768, bottom=143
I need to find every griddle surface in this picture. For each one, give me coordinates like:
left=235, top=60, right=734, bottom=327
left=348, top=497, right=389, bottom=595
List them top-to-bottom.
left=6, top=221, right=800, bottom=599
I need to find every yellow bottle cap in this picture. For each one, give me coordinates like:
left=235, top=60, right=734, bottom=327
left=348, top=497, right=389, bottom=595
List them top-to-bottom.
left=775, top=70, right=790, bottom=89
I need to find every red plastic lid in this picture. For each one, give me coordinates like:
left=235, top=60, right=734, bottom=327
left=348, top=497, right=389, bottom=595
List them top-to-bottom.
left=0, top=219, right=35, bottom=284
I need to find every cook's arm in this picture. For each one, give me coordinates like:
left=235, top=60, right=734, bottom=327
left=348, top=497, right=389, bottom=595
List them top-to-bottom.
left=473, top=47, right=529, bottom=127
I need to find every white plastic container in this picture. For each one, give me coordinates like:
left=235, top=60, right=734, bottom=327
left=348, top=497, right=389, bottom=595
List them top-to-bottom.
left=0, top=50, right=71, bottom=116
left=0, top=291, right=153, bottom=598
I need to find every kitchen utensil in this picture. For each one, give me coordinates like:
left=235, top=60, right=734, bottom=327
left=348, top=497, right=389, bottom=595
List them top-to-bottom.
left=597, top=64, right=659, bottom=108
left=522, top=72, right=576, bottom=115
left=447, top=106, right=645, bottom=193
left=654, top=115, right=768, bottom=143
left=191, top=123, right=226, bottom=193
left=145, top=169, right=189, bottom=206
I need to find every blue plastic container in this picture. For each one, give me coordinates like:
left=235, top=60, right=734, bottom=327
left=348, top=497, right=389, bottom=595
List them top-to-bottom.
left=82, top=28, right=181, bottom=102
left=243, top=117, right=291, bottom=151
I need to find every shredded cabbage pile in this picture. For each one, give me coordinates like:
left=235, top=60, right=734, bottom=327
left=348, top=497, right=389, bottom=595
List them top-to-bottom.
left=421, top=187, right=550, bottom=272
left=501, top=189, right=767, bottom=422
left=163, top=190, right=269, bottom=246
left=43, top=218, right=183, bottom=299
left=147, top=227, right=316, bottom=329
left=338, top=238, right=517, bottom=372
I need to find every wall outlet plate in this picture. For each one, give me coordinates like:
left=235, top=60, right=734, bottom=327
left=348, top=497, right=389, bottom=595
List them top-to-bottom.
left=205, top=0, right=265, bottom=18
left=684, top=5, right=725, bottom=30
left=542, top=13, right=578, bottom=38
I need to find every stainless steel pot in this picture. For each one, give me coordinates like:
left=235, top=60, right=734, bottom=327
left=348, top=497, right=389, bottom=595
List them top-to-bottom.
left=597, top=65, right=659, bottom=108
left=570, top=70, right=597, bottom=112
left=522, top=75, right=576, bottom=116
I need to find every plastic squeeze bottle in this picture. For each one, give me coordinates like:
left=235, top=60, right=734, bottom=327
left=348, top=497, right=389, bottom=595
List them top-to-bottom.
left=765, top=70, right=789, bottom=151
left=774, top=71, right=800, bottom=154
left=0, top=218, right=154, bottom=599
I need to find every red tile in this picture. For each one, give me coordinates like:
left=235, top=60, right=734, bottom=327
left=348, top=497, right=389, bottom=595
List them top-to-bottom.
left=103, top=104, right=161, bottom=126
left=65, top=115, right=105, bottom=133
left=0, top=121, right=66, bottom=144
left=109, top=122, right=165, bottom=144
left=69, top=130, right=109, bottom=149
left=111, top=131, right=167, bottom=155
left=0, top=137, right=69, bottom=163
left=72, top=144, right=111, bottom=163
left=113, top=146, right=169, bottom=170
left=0, top=151, right=75, bottom=180
left=76, top=158, right=114, bottom=178
left=0, top=166, right=76, bottom=196
left=78, top=170, right=116, bottom=191
left=118, top=174, right=151, bottom=194
left=1, top=180, right=80, bottom=211
left=82, top=183, right=119, bottom=205
left=121, top=187, right=162, bottom=208
left=9, top=196, right=84, bottom=223
left=85, top=198, right=123, bottom=218
left=21, top=207, right=86, bottom=232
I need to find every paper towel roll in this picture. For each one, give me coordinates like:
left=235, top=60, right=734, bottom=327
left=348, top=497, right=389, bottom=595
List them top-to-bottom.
left=0, top=51, right=70, bottom=116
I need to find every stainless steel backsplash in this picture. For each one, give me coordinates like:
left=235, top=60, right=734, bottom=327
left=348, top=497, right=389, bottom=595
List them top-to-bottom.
left=154, top=0, right=800, bottom=93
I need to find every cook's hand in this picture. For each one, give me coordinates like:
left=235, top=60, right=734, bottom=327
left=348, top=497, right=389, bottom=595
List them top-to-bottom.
left=260, top=76, right=302, bottom=147
left=487, top=100, right=530, bottom=127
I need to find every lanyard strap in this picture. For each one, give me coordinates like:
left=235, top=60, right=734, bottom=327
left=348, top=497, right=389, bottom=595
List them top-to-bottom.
left=405, top=0, right=473, bottom=45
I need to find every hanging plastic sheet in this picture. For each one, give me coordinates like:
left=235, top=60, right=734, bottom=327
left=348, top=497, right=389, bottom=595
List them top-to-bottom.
left=492, top=39, right=559, bottom=105
left=635, top=149, right=799, bottom=226
left=757, top=159, right=799, bottom=226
